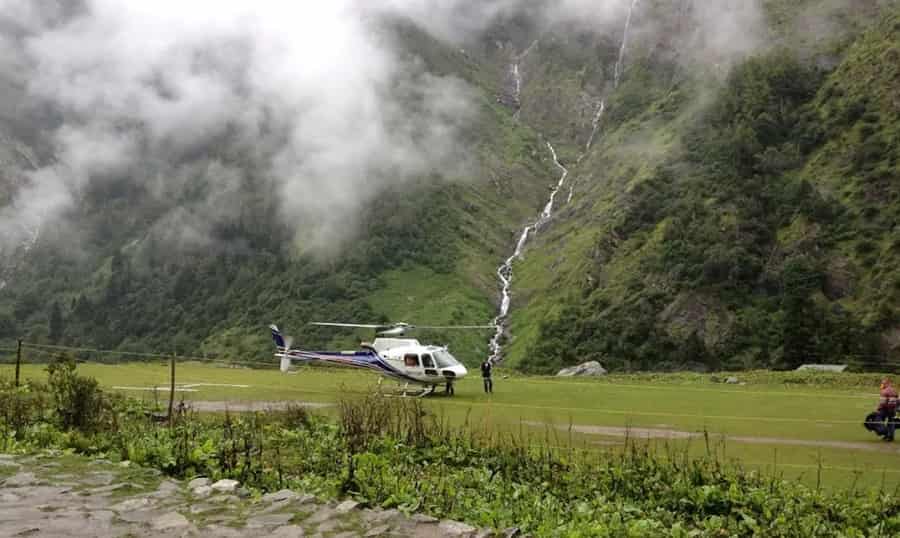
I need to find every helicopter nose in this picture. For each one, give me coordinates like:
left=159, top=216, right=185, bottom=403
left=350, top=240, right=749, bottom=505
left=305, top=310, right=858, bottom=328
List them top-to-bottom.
left=456, top=364, right=468, bottom=378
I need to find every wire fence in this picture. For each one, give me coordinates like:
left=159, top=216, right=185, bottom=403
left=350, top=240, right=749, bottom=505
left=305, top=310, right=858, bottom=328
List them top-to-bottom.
left=1, top=340, right=283, bottom=423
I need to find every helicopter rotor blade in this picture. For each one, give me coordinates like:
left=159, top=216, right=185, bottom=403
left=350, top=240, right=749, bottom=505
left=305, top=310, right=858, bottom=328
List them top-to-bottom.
left=310, top=321, right=492, bottom=332
left=309, top=322, right=388, bottom=329
left=413, top=325, right=495, bottom=330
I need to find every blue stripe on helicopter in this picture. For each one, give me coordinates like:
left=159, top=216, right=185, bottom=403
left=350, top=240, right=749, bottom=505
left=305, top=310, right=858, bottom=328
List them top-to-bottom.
left=283, top=349, right=425, bottom=384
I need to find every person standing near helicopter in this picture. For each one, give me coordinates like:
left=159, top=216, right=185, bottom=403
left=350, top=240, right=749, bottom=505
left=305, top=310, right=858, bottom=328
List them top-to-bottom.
left=481, top=358, right=493, bottom=393
left=876, top=378, right=898, bottom=441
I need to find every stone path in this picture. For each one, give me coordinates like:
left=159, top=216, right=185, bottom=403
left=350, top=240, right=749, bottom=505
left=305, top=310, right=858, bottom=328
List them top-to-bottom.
left=0, top=453, right=510, bottom=537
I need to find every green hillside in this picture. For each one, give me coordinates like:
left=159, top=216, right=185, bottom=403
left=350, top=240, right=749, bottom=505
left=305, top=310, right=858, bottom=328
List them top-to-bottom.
left=2, top=1, right=899, bottom=373
left=507, top=1, right=900, bottom=372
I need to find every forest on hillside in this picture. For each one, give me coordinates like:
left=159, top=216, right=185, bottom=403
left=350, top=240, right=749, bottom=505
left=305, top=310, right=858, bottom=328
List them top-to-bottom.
left=1, top=0, right=898, bottom=372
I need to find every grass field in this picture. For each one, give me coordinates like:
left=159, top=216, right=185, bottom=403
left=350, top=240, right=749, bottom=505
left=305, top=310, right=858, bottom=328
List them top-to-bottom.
left=5, top=361, right=900, bottom=492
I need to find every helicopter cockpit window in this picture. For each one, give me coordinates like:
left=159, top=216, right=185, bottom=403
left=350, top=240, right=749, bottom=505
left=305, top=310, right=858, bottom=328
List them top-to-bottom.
left=433, top=350, right=459, bottom=368
left=404, top=354, right=420, bottom=367
left=421, top=354, right=435, bottom=368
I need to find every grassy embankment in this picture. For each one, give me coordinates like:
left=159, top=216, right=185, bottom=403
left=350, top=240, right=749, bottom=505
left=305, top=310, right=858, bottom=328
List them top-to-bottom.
left=5, top=362, right=898, bottom=491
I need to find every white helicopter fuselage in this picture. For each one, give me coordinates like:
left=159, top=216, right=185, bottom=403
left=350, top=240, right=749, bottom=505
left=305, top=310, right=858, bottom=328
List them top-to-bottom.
left=370, top=338, right=469, bottom=385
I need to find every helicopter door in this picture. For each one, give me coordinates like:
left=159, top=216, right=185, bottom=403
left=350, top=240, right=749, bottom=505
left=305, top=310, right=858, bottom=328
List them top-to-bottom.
left=403, top=353, right=423, bottom=376
left=420, top=353, right=439, bottom=377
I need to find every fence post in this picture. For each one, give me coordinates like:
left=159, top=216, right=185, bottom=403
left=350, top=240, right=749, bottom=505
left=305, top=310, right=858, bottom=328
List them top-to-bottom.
left=15, top=339, right=22, bottom=388
left=168, top=354, right=176, bottom=426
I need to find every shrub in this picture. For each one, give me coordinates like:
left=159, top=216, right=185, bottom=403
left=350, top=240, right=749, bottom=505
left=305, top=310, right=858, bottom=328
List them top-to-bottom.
left=46, top=354, right=112, bottom=432
left=0, top=377, right=50, bottom=441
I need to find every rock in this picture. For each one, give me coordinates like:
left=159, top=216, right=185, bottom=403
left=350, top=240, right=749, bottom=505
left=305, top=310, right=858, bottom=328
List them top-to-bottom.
left=556, top=361, right=607, bottom=377
left=796, top=364, right=848, bottom=372
left=725, top=376, right=739, bottom=384
left=119, top=460, right=132, bottom=467
left=85, top=471, right=116, bottom=486
left=2, top=472, right=37, bottom=487
left=188, top=477, right=211, bottom=489
left=211, top=479, right=239, bottom=493
left=87, top=482, right=132, bottom=495
left=193, top=485, right=213, bottom=498
left=237, top=487, right=252, bottom=499
left=263, top=489, right=300, bottom=503
left=0, top=492, right=20, bottom=503
left=111, top=497, right=151, bottom=511
left=335, top=499, right=359, bottom=513
left=307, top=507, right=338, bottom=524
left=361, top=508, right=399, bottom=524
left=87, top=510, right=116, bottom=523
left=151, top=511, right=190, bottom=530
left=247, top=513, right=295, bottom=528
left=411, top=513, right=439, bottom=524
left=316, top=519, right=342, bottom=533
left=439, top=520, right=478, bottom=536
left=365, top=524, right=391, bottom=537
left=202, top=525, right=245, bottom=537
left=272, top=525, right=307, bottom=537
left=504, top=527, right=522, bottom=537
left=474, top=531, right=494, bottom=538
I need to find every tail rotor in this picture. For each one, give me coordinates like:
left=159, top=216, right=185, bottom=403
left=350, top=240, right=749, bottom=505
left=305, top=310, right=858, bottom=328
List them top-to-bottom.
left=269, top=324, right=294, bottom=372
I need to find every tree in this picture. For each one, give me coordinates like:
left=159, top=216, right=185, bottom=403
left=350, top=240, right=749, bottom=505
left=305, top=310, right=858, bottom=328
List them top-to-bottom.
left=48, top=301, right=64, bottom=343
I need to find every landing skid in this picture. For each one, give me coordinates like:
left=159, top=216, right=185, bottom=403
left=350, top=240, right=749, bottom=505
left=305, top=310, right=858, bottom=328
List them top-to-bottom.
left=377, top=381, right=445, bottom=398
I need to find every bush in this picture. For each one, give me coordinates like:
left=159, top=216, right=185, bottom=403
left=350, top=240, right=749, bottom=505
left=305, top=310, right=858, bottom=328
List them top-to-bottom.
left=46, top=355, right=113, bottom=432
left=0, top=377, right=50, bottom=441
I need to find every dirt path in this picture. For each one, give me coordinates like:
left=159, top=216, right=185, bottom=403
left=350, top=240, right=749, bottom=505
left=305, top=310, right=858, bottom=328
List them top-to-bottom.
left=525, top=422, right=900, bottom=454
left=0, top=452, right=499, bottom=537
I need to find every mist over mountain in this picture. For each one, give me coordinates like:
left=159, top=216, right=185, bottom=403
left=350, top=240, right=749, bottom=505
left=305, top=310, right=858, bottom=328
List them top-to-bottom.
left=1, top=0, right=898, bottom=372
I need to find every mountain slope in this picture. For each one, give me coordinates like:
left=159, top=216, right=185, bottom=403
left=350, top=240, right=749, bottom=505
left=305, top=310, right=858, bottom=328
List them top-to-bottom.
left=2, top=0, right=899, bottom=374
left=505, top=1, right=900, bottom=372
left=0, top=26, right=554, bottom=365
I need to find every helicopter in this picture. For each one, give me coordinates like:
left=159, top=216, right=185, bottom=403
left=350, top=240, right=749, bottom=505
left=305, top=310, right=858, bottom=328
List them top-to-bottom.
left=269, top=321, right=493, bottom=396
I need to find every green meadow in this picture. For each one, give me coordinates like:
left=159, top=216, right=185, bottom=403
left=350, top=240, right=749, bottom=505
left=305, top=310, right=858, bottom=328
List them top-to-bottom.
left=5, top=361, right=899, bottom=491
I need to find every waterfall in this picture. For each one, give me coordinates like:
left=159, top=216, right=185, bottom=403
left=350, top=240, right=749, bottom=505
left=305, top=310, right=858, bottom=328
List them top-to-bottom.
left=586, top=0, right=638, bottom=152
left=614, top=0, right=639, bottom=89
left=489, top=2, right=639, bottom=360
left=510, top=40, right=537, bottom=122
left=489, top=142, right=569, bottom=362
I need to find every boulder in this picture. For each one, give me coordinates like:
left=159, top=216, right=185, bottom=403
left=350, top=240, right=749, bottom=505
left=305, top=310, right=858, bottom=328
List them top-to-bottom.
left=556, top=361, right=607, bottom=377
left=796, top=364, right=847, bottom=373
left=188, top=477, right=211, bottom=489
left=211, top=479, right=239, bottom=493
left=192, top=485, right=213, bottom=498
left=262, top=489, right=300, bottom=503
left=335, top=499, right=360, bottom=513
left=151, top=511, right=190, bottom=530
left=439, top=520, right=478, bottom=536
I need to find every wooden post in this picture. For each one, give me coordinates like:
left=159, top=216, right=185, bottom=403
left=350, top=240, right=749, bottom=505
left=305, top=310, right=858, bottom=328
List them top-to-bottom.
left=15, top=339, right=22, bottom=388
left=168, top=355, right=176, bottom=426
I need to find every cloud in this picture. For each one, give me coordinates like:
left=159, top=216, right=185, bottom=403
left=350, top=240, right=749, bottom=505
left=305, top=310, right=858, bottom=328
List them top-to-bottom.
left=0, top=0, right=478, bottom=258
left=0, top=0, right=781, bottom=263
